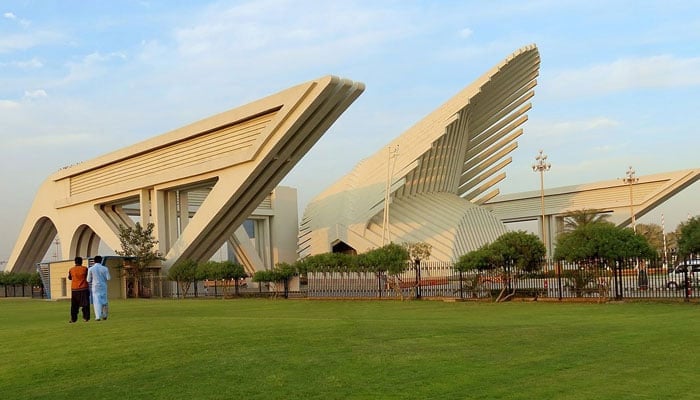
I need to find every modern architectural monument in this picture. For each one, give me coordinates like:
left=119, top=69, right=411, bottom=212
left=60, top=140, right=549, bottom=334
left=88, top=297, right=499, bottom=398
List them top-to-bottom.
left=299, top=45, right=541, bottom=262
left=6, top=76, right=364, bottom=275
left=484, top=168, right=700, bottom=255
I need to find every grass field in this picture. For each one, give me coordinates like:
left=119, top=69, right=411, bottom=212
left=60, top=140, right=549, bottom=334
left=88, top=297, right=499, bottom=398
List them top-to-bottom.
left=1, top=298, right=698, bottom=399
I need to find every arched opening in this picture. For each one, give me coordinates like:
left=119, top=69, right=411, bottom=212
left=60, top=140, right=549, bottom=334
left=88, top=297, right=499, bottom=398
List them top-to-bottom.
left=331, top=241, right=356, bottom=255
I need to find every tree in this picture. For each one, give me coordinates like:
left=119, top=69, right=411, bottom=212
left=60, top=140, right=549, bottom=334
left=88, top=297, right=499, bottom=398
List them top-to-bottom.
left=561, top=208, right=610, bottom=233
left=677, top=216, right=700, bottom=260
left=116, top=222, right=165, bottom=298
left=554, top=222, right=656, bottom=264
left=554, top=222, right=655, bottom=299
left=635, top=223, right=665, bottom=256
left=455, top=231, right=545, bottom=302
left=489, top=231, right=546, bottom=273
left=490, top=231, right=545, bottom=302
left=402, top=242, right=432, bottom=264
left=359, top=243, right=410, bottom=299
left=363, top=243, right=409, bottom=275
left=454, top=246, right=498, bottom=299
left=455, top=247, right=496, bottom=272
left=296, top=252, right=355, bottom=274
left=167, top=259, right=198, bottom=298
left=199, top=260, right=225, bottom=296
left=219, top=261, right=248, bottom=296
left=272, top=262, right=297, bottom=298
left=252, top=263, right=297, bottom=298
left=252, top=269, right=276, bottom=294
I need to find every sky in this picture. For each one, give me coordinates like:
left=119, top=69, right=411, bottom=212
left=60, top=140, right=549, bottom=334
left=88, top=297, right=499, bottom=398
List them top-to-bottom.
left=1, top=0, right=699, bottom=263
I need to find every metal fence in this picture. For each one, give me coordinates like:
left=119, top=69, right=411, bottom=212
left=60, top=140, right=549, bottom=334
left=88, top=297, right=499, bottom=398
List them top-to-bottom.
left=16, top=259, right=698, bottom=302
left=303, top=260, right=700, bottom=302
left=0, top=285, right=42, bottom=298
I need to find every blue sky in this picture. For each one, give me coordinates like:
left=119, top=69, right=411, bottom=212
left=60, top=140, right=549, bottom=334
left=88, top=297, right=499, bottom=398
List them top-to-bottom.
left=1, top=0, right=699, bottom=262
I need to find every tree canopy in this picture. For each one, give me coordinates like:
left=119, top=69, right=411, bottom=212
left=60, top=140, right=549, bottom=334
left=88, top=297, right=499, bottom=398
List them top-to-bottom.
left=561, top=208, right=611, bottom=233
left=677, top=216, right=700, bottom=259
left=116, top=222, right=165, bottom=298
left=554, top=222, right=656, bottom=263
left=455, top=231, right=545, bottom=273
left=167, top=259, right=198, bottom=298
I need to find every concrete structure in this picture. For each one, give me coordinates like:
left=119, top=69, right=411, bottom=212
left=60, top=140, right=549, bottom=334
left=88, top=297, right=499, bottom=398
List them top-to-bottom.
left=299, top=45, right=541, bottom=262
left=7, top=76, right=364, bottom=274
left=484, top=168, right=700, bottom=255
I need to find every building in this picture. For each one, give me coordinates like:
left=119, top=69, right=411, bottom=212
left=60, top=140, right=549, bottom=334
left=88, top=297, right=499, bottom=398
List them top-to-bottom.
left=299, top=45, right=541, bottom=262
left=7, top=76, right=364, bottom=276
left=484, top=168, right=700, bottom=255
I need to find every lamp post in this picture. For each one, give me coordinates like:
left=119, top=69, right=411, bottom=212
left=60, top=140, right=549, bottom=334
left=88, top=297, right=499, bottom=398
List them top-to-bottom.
left=382, top=145, right=399, bottom=246
left=532, top=150, right=551, bottom=257
left=622, top=166, right=638, bottom=232
left=662, top=213, right=668, bottom=271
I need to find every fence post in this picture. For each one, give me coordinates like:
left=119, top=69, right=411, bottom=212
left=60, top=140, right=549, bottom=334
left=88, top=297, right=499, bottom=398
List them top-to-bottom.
left=415, top=259, right=422, bottom=299
left=614, top=259, right=623, bottom=300
left=557, top=263, right=563, bottom=301
left=684, top=266, right=690, bottom=303
left=459, top=270, right=463, bottom=300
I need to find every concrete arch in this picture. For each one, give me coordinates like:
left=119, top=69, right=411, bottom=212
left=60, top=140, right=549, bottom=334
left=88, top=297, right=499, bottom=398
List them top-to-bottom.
left=13, top=216, right=58, bottom=269
left=70, top=224, right=101, bottom=258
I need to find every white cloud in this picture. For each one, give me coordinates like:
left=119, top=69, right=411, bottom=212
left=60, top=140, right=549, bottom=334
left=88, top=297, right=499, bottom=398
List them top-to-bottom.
left=173, top=1, right=411, bottom=64
left=3, top=11, right=30, bottom=27
left=458, top=28, right=473, bottom=39
left=0, top=31, right=62, bottom=53
left=61, top=52, right=128, bottom=84
left=548, top=55, right=700, bottom=98
left=0, top=57, right=43, bottom=68
left=23, top=89, right=48, bottom=100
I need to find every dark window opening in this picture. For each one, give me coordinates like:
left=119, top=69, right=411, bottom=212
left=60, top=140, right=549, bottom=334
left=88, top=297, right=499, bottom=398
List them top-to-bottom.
left=332, top=241, right=357, bottom=255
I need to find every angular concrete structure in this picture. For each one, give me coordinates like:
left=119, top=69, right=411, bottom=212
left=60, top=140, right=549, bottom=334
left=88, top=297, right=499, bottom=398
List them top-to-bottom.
left=299, top=45, right=541, bottom=262
left=7, top=76, right=364, bottom=274
left=484, top=168, right=700, bottom=255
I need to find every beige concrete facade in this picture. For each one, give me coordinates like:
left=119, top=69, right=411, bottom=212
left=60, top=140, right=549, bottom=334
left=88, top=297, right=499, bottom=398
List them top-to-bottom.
left=299, top=45, right=541, bottom=262
left=7, top=76, right=364, bottom=274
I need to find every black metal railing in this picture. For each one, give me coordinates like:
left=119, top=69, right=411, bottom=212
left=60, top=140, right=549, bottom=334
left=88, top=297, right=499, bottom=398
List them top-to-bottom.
left=302, top=260, right=700, bottom=301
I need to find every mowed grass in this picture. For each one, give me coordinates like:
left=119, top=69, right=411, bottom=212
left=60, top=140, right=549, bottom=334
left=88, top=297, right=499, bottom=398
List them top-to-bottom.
left=1, top=299, right=698, bottom=400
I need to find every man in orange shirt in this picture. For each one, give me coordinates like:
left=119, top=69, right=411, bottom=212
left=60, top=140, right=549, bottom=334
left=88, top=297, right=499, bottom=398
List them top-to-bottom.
left=68, top=256, right=90, bottom=323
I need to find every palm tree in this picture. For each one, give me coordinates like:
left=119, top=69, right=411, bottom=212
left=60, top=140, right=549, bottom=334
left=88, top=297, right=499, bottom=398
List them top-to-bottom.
left=561, top=208, right=611, bottom=232
left=635, top=223, right=665, bottom=254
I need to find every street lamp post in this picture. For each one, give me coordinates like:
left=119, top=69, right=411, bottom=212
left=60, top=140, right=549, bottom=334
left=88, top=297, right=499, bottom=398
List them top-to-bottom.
left=382, top=145, right=399, bottom=246
left=532, top=150, right=551, bottom=257
left=622, top=166, right=639, bottom=232
left=662, top=213, right=668, bottom=271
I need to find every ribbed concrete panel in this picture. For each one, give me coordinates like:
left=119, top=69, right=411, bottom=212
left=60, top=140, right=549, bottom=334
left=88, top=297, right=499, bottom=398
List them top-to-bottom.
left=300, top=46, right=540, bottom=261
left=7, top=76, right=364, bottom=273
left=70, top=112, right=274, bottom=196
left=486, top=169, right=700, bottom=224
left=362, top=193, right=507, bottom=261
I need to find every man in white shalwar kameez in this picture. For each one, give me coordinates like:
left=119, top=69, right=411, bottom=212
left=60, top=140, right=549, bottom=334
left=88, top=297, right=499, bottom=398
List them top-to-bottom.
left=87, top=255, right=111, bottom=321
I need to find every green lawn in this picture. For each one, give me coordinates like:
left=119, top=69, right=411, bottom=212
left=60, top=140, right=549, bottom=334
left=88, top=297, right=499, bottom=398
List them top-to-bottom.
left=0, top=298, right=698, bottom=399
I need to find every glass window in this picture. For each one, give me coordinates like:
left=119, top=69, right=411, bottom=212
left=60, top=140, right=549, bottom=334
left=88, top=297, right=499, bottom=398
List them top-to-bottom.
left=243, top=219, right=255, bottom=239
